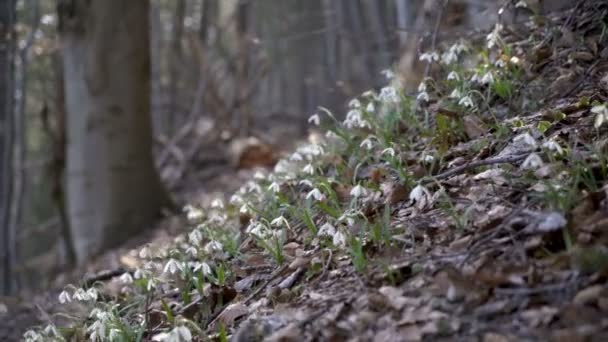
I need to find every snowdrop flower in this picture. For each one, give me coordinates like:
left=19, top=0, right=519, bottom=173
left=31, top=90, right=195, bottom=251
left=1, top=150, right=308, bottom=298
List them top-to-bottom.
left=515, top=0, right=528, bottom=8
left=486, top=23, right=503, bottom=49
left=441, top=43, right=467, bottom=65
left=419, top=51, right=439, bottom=63
left=510, top=56, right=521, bottom=65
left=495, top=59, right=507, bottom=68
left=381, top=69, right=395, bottom=80
left=447, top=71, right=460, bottom=81
left=480, top=71, right=494, bottom=85
left=470, top=73, right=481, bottom=83
left=379, top=86, right=399, bottom=103
left=449, top=88, right=462, bottom=99
left=417, top=91, right=430, bottom=102
left=458, top=95, right=475, bottom=108
left=348, top=98, right=362, bottom=108
left=366, top=101, right=375, bottom=113
left=592, top=104, right=608, bottom=128
left=344, top=109, right=363, bottom=129
left=308, top=113, right=320, bottom=126
left=514, top=132, right=538, bottom=147
left=360, top=136, right=375, bottom=150
left=542, top=139, right=564, bottom=155
left=298, top=143, right=325, bottom=157
left=382, top=147, right=395, bottom=157
left=289, top=152, right=303, bottom=162
left=521, top=153, right=544, bottom=170
left=422, top=154, right=435, bottom=163
left=302, top=163, right=315, bottom=175
left=253, top=171, right=266, bottom=180
left=299, top=179, right=313, bottom=188
left=247, top=181, right=262, bottom=194
left=268, top=182, right=281, bottom=193
left=350, top=184, right=368, bottom=198
left=409, top=185, right=430, bottom=202
left=306, top=188, right=325, bottom=201
left=230, top=194, right=244, bottom=205
left=210, top=198, right=224, bottom=209
left=239, top=204, right=251, bottom=215
left=183, top=205, right=203, bottom=222
left=338, top=212, right=356, bottom=226
left=209, top=213, right=227, bottom=225
left=270, top=215, right=289, bottom=227
left=247, top=221, right=266, bottom=236
left=318, top=222, right=336, bottom=237
left=189, top=230, right=203, bottom=245
left=333, top=231, right=347, bottom=247
left=204, top=240, right=223, bottom=254
left=185, top=246, right=198, bottom=257
left=164, top=259, right=183, bottom=275
left=191, top=261, right=212, bottom=275
left=119, top=272, right=133, bottom=284
left=146, top=278, right=158, bottom=291
left=58, top=290, right=71, bottom=304
left=88, top=320, right=107, bottom=341
left=43, top=325, right=59, bottom=337
left=152, top=326, right=192, bottom=342
left=23, top=330, right=44, bottom=342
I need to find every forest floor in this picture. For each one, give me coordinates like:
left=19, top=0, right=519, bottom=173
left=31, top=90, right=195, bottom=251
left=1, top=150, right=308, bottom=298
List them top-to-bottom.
left=13, top=2, right=608, bottom=341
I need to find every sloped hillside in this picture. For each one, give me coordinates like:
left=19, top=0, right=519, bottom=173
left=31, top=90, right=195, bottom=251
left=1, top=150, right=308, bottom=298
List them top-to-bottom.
left=24, top=2, right=608, bottom=341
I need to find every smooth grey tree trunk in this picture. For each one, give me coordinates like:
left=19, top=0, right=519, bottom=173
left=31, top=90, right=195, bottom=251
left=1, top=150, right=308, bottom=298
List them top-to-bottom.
left=58, top=0, right=171, bottom=263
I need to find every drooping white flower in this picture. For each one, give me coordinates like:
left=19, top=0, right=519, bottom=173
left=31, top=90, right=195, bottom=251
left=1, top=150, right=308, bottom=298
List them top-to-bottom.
left=486, top=23, right=503, bottom=49
left=419, top=51, right=439, bottom=63
left=510, top=56, right=521, bottom=65
left=381, top=69, right=395, bottom=80
left=447, top=71, right=460, bottom=81
left=480, top=71, right=494, bottom=84
left=379, top=86, right=399, bottom=103
left=449, top=88, right=462, bottom=99
left=417, top=91, right=430, bottom=102
left=458, top=95, right=475, bottom=108
left=348, top=98, right=362, bottom=109
left=366, top=101, right=375, bottom=113
left=592, top=104, right=608, bottom=128
left=308, top=113, right=321, bottom=126
left=514, top=132, right=538, bottom=147
left=360, top=136, right=375, bottom=150
left=542, top=139, right=564, bottom=155
left=382, top=147, right=395, bottom=157
left=289, top=152, right=303, bottom=162
left=521, top=153, right=544, bottom=170
left=422, top=154, right=435, bottom=163
left=302, top=163, right=315, bottom=175
left=299, top=179, right=313, bottom=188
left=268, top=182, right=281, bottom=193
left=350, top=184, right=368, bottom=198
left=409, top=185, right=430, bottom=202
left=306, top=188, right=325, bottom=201
left=210, top=198, right=224, bottom=209
left=184, top=205, right=203, bottom=222
left=270, top=215, right=288, bottom=227
left=318, top=222, right=336, bottom=237
left=188, top=230, right=202, bottom=245
left=333, top=231, right=347, bottom=247
left=204, top=240, right=223, bottom=254
left=163, top=259, right=183, bottom=275
left=191, top=261, right=212, bottom=275
left=119, top=272, right=133, bottom=284
left=58, top=290, right=71, bottom=304
left=152, top=326, right=193, bottom=342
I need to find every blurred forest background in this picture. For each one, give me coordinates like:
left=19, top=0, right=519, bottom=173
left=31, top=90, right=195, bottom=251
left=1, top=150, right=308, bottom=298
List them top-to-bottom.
left=0, top=0, right=517, bottom=295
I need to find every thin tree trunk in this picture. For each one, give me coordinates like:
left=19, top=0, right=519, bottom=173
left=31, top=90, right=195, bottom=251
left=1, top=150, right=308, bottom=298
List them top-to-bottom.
left=58, top=0, right=172, bottom=263
left=168, top=0, right=186, bottom=134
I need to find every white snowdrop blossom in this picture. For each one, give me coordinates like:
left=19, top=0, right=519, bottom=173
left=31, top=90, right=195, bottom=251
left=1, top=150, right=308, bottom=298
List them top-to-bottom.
left=515, top=0, right=528, bottom=8
left=486, top=23, right=503, bottom=49
left=441, top=42, right=467, bottom=65
left=419, top=51, right=439, bottom=63
left=510, top=56, right=521, bottom=65
left=495, top=59, right=507, bottom=68
left=381, top=69, right=395, bottom=80
left=447, top=71, right=460, bottom=81
left=480, top=71, right=495, bottom=85
left=470, top=73, right=481, bottom=83
left=379, top=86, right=400, bottom=103
left=449, top=88, right=462, bottom=99
left=417, top=91, right=430, bottom=102
left=458, top=95, right=475, bottom=108
left=348, top=98, right=362, bottom=109
left=366, top=101, right=375, bottom=113
left=592, top=104, right=608, bottom=128
left=344, top=109, right=365, bottom=129
left=308, top=113, right=320, bottom=126
left=514, top=132, right=538, bottom=147
left=360, top=136, right=375, bottom=150
left=542, top=139, right=564, bottom=155
left=298, top=143, right=325, bottom=158
left=382, top=147, right=395, bottom=157
left=290, top=152, right=304, bottom=162
left=521, top=153, right=544, bottom=170
left=422, top=154, right=435, bottom=163
left=302, top=163, right=315, bottom=175
left=253, top=171, right=266, bottom=180
left=299, top=179, right=313, bottom=188
left=246, top=181, right=262, bottom=194
left=268, top=182, right=281, bottom=193
left=350, top=184, right=368, bottom=198
left=409, top=185, right=431, bottom=202
left=306, top=188, right=325, bottom=201
left=230, top=194, right=244, bottom=205
left=210, top=198, right=224, bottom=209
left=239, top=204, right=251, bottom=215
left=183, top=205, right=203, bottom=222
left=209, top=213, right=227, bottom=225
left=270, top=215, right=289, bottom=228
left=246, top=221, right=266, bottom=237
left=318, top=222, right=337, bottom=237
left=188, top=229, right=203, bottom=245
left=333, top=231, right=347, bottom=248
left=204, top=240, right=223, bottom=254
left=185, top=246, right=198, bottom=257
left=164, top=259, right=183, bottom=275
left=191, top=261, right=212, bottom=275
left=119, top=272, right=134, bottom=284
left=146, top=278, right=158, bottom=291
left=73, top=287, right=98, bottom=302
left=58, top=290, right=71, bottom=304
left=87, top=320, right=107, bottom=341
left=43, top=325, right=60, bottom=337
left=152, top=326, right=193, bottom=342
left=23, top=330, right=44, bottom=342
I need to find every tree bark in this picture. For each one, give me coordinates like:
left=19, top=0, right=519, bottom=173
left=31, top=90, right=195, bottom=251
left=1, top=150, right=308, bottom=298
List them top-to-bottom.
left=0, top=0, right=16, bottom=295
left=58, top=0, right=171, bottom=263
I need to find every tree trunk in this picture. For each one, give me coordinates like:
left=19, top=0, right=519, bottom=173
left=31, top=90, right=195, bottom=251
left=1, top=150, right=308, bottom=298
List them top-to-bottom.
left=0, top=0, right=16, bottom=295
left=58, top=0, right=171, bottom=263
